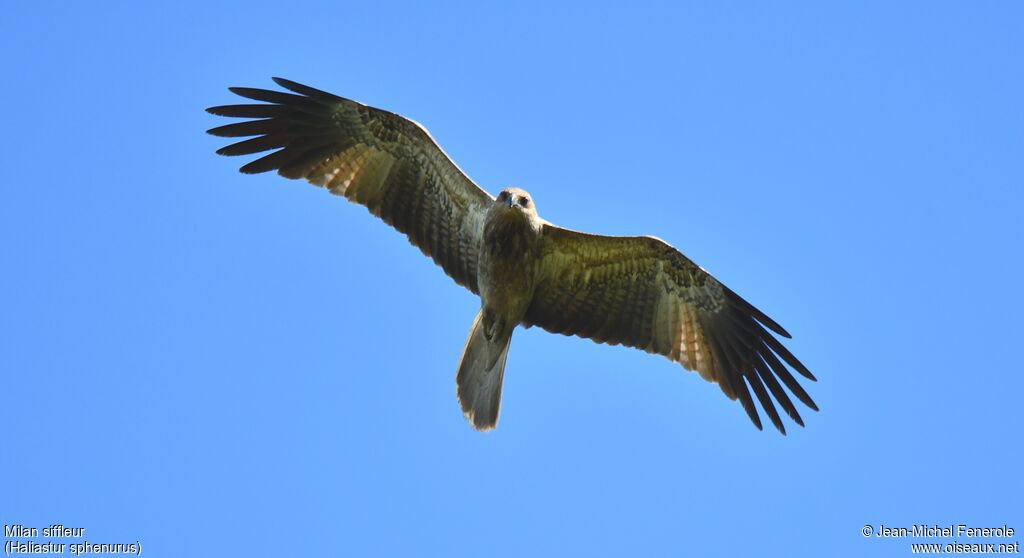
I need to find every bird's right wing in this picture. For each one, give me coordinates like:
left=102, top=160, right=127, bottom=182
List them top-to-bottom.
left=207, top=78, right=493, bottom=293
left=523, top=224, right=817, bottom=434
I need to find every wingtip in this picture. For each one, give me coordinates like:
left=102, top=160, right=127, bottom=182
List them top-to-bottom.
left=205, top=104, right=238, bottom=117
left=763, top=316, right=793, bottom=339
left=743, top=405, right=763, bottom=431
left=770, top=414, right=787, bottom=435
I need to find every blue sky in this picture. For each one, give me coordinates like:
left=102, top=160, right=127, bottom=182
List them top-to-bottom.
left=2, top=1, right=1021, bottom=556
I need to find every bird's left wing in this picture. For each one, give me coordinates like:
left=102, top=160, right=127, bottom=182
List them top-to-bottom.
left=207, top=78, right=492, bottom=293
left=523, top=224, right=817, bottom=433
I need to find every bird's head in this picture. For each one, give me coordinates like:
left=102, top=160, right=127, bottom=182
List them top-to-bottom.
left=497, top=187, right=537, bottom=217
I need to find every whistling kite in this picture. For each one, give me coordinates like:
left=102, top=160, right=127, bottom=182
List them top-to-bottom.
left=207, top=78, right=817, bottom=433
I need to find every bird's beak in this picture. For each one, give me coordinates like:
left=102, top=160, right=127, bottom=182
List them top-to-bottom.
left=505, top=195, right=515, bottom=208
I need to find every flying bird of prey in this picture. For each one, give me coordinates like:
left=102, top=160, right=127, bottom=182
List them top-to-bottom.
left=207, top=78, right=817, bottom=434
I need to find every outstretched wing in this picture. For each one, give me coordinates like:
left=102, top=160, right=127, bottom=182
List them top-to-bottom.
left=207, top=78, right=492, bottom=293
left=523, top=225, right=817, bottom=434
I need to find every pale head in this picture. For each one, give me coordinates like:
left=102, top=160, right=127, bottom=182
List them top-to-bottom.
left=497, top=187, right=537, bottom=216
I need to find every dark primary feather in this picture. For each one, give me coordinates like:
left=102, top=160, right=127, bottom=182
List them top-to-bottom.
left=206, top=78, right=493, bottom=293
left=523, top=225, right=817, bottom=434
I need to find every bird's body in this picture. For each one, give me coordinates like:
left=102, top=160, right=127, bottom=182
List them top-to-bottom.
left=208, top=78, right=818, bottom=433
left=458, top=188, right=544, bottom=428
left=479, top=189, right=543, bottom=341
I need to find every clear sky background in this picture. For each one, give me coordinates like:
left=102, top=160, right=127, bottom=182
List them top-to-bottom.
left=2, top=2, right=1021, bottom=556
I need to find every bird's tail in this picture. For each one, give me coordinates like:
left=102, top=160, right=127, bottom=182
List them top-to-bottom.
left=456, top=310, right=512, bottom=431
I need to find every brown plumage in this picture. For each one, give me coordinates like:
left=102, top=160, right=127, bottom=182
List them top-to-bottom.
left=208, top=78, right=818, bottom=434
left=207, top=79, right=490, bottom=293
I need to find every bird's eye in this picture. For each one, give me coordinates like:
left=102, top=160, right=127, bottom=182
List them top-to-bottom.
left=498, top=192, right=507, bottom=201
left=520, top=197, right=530, bottom=207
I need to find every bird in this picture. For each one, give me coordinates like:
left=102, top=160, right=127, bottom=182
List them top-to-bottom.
left=207, top=78, right=818, bottom=434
